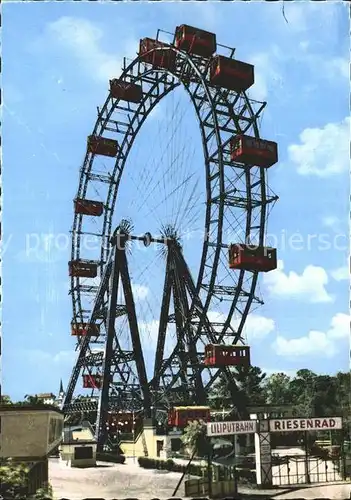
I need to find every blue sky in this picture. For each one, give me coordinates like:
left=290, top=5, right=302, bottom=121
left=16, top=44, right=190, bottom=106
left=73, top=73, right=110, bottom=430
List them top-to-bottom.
left=2, top=1, right=349, bottom=401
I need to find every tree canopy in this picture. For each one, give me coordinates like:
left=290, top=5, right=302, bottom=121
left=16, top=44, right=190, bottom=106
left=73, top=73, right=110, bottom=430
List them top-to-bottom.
left=209, top=367, right=350, bottom=432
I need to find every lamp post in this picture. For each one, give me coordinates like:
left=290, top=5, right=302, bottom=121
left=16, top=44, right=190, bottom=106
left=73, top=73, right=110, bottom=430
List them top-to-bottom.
left=133, top=408, right=136, bottom=463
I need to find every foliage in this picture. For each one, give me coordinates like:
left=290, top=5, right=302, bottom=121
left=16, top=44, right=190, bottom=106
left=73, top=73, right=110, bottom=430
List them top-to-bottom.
left=210, top=365, right=267, bottom=411
left=209, top=366, right=350, bottom=431
left=0, top=395, right=12, bottom=405
left=21, top=395, right=43, bottom=405
left=181, top=420, right=210, bottom=457
left=96, top=452, right=126, bottom=464
left=137, top=456, right=256, bottom=484
left=138, top=456, right=205, bottom=475
left=0, top=459, right=29, bottom=499
left=0, top=460, right=53, bottom=499
left=32, top=483, right=53, bottom=499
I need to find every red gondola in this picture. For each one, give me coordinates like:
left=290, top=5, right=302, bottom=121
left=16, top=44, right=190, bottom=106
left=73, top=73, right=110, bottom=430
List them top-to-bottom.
left=174, top=24, right=216, bottom=58
left=139, top=38, right=176, bottom=71
left=210, top=55, right=254, bottom=92
left=109, top=79, right=143, bottom=103
left=87, top=135, right=119, bottom=157
left=231, top=135, right=278, bottom=168
left=74, top=198, right=104, bottom=217
left=229, top=244, right=277, bottom=273
left=69, top=260, right=98, bottom=278
left=71, top=323, right=100, bottom=336
left=204, top=344, right=250, bottom=367
left=83, top=374, right=102, bottom=389
left=167, top=406, right=210, bottom=427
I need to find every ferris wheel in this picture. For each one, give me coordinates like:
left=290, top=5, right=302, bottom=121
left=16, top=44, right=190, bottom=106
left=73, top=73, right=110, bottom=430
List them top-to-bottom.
left=62, top=24, right=279, bottom=446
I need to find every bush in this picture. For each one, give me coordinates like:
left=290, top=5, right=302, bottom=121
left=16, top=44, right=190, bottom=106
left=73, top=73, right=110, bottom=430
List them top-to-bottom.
left=96, top=452, right=125, bottom=464
left=137, top=456, right=256, bottom=485
left=138, top=457, right=207, bottom=478
left=0, top=459, right=29, bottom=499
left=33, top=483, right=53, bottom=499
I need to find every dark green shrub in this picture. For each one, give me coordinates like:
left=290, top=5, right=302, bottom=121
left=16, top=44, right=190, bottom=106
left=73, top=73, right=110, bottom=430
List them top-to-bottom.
left=96, top=452, right=125, bottom=464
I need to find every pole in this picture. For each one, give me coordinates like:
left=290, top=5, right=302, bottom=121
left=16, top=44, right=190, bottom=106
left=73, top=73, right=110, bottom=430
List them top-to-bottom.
left=133, top=408, right=135, bottom=463
left=304, top=431, right=310, bottom=484
left=232, top=434, right=238, bottom=496
left=207, top=445, right=212, bottom=498
left=172, top=448, right=197, bottom=497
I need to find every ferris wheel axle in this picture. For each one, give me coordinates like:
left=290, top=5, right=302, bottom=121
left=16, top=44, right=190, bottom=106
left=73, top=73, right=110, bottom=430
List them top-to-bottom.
left=110, top=229, right=173, bottom=248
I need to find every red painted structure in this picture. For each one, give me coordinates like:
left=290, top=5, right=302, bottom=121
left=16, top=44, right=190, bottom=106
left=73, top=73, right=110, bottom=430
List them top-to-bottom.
left=174, top=24, right=216, bottom=58
left=139, top=38, right=176, bottom=71
left=210, top=55, right=254, bottom=92
left=109, top=79, right=143, bottom=103
left=87, top=135, right=119, bottom=157
left=230, top=135, right=278, bottom=168
left=74, top=199, right=104, bottom=217
left=229, top=244, right=277, bottom=272
left=69, top=260, right=98, bottom=278
left=71, top=323, right=100, bottom=336
left=204, top=344, right=251, bottom=367
left=168, top=406, right=211, bottom=427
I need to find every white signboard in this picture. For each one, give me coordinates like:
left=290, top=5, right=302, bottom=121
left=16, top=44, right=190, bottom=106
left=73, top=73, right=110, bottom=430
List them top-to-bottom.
left=270, top=417, right=342, bottom=433
left=207, top=420, right=257, bottom=437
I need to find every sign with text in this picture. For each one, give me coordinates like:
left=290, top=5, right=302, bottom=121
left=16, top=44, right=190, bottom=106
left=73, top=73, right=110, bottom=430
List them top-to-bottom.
left=270, top=417, right=343, bottom=433
left=207, top=420, right=257, bottom=437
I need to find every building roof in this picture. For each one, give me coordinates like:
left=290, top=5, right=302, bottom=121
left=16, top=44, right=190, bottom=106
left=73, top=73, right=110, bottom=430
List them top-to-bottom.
left=59, top=379, right=64, bottom=394
left=37, top=393, right=56, bottom=399
left=0, top=404, right=63, bottom=414
left=62, top=421, right=96, bottom=445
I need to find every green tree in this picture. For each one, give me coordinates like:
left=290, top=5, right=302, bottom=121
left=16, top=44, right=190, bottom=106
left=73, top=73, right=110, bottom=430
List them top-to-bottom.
left=209, top=365, right=266, bottom=410
left=289, top=369, right=317, bottom=417
left=263, top=372, right=292, bottom=405
left=313, top=375, right=338, bottom=416
left=0, top=395, right=12, bottom=405
left=19, top=395, right=43, bottom=405
left=181, top=420, right=210, bottom=458
left=0, top=459, right=29, bottom=499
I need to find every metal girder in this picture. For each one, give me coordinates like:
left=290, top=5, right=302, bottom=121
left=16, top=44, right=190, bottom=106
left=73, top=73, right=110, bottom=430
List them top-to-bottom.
left=68, top=27, right=277, bottom=426
left=63, top=238, right=150, bottom=448
left=150, top=242, right=246, bottom=415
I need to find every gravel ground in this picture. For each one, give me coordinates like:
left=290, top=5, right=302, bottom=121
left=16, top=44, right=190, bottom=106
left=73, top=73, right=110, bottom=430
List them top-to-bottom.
left=49, top=458, right=351, bottom=499
left=49, top=458, right=188, bottom=499
left=275, top=483, right=351, bottom=499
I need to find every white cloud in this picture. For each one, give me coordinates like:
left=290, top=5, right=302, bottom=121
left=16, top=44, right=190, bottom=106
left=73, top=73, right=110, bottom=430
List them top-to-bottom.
left=273, top=2, right=340, bottom=36
left=46, top=17, right=137, bottom=82
left=248, top=52, right=283, bottom=101
left=328, top=57, right=349, bottom=80
left=288, top=117, right=349, bottom=177
left=322, top=215, right=342, bottom=233
left=263, top=260, right=333, bottom=303
left=330, top=265, right=349, bottom=282
left=132, top=284, right=149, bottom=301
left=138, top=310, right=275, bottom=353
left=208, top=310, right=275, bottom=340
left=273, top=312, right=349, bottom=357
left=236, top=314, right=275, bottom=341
left=18, top=349, right=75, bottom=365
left=261, top=367, right=297, bottom=379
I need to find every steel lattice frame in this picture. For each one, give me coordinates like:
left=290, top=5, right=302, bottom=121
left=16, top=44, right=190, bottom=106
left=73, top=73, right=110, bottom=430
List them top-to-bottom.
left=64, top=30, right=277, bottom=422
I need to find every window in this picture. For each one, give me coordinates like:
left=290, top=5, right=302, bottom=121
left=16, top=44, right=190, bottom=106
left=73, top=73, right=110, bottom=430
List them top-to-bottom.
left=232, top=137, right=241, bottom=151
left=49, top=417, right=63, bottom=444
left=48, top=418, right=56, bottom=444
left=171, top=438, right=182, bottom=452
left=74, top=446, right=93, bottom=460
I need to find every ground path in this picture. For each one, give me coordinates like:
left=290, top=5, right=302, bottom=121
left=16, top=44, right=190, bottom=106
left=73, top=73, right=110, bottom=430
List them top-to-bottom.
left=49, top=458, right=350, bottom=499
